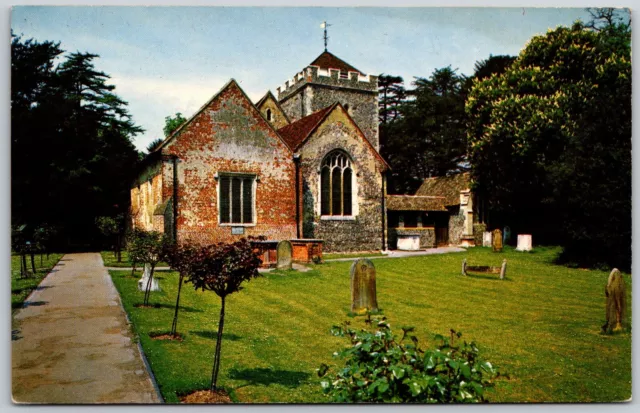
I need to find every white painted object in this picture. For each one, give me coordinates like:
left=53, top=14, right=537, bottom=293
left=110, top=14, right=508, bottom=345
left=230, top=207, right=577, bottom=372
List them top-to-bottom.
left=483, top=231, right=492, bottom=247
left=516, top=234, right=533, bottom=251
left=397, top=235, right=420, bottom=251
left=138, top=263, right=160, bottom=292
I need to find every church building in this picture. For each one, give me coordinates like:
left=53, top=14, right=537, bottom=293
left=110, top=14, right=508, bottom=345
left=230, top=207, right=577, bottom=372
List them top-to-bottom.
left=131, top=50, right=389, bottom=253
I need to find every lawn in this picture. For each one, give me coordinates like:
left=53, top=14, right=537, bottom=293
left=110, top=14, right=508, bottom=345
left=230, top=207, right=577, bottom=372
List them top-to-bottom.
left=109, top=246, right=631, bottom=403
left=100, top=250, right=168, bottom=268
left=323, top=251, right=386, bottom=260
left=11, top=253, right=63, bottom=311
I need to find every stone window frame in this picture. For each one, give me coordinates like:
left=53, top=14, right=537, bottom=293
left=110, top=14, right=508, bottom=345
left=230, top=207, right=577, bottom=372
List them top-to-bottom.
left=319, top=149, right=358, bottom=221
left=217, top=172, right=257, bottom=227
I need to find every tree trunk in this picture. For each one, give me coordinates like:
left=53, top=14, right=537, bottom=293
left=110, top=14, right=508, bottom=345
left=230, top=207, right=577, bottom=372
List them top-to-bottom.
left=116, top=235, right=122, bottom=262
left=30, top=251, right=36, bottom=273
left=20, top=253, right=27, bottom=278
left=40, top=253, right=43, bottom=266
left=131, top=261, right=137, bottom=277
left=143, top=263, right=156, bottom=306
left=170, top=275, right=184, bottom=337
left=210, top=295, right=226, bottom=392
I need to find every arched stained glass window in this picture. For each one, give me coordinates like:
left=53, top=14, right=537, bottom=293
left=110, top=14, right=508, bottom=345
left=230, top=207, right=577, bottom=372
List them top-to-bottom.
left=320, top=150, right=354, bottom=216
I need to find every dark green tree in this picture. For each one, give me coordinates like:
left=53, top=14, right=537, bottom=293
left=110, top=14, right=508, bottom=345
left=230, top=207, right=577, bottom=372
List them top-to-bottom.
left=467, top=21, right=631, bottom=269
left=146, top=138, right=164, bottom=153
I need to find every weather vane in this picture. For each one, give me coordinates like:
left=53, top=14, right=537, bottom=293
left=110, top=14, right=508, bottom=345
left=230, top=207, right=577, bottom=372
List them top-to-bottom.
left=320, top=21, right=331, bottom=51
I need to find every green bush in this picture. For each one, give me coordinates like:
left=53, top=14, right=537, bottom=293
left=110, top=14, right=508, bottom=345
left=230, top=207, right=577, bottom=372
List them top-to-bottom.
left=319, top=317, right=497, bottom=403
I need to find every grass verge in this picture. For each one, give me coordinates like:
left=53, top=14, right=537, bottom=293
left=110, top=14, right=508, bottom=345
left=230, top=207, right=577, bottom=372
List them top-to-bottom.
left=109, top=246, right=631, bottom=403
left=100, top=250, right=168, bottom=267
left=323, top=251, right=386, bottom=260
left=11, top=253, right=64, bottom=311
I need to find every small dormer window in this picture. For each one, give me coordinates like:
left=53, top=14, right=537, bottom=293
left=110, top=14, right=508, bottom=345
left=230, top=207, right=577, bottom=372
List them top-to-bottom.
left=344, top=103, right=350, bottom=113
left=266, top=108, right=272, bottom=122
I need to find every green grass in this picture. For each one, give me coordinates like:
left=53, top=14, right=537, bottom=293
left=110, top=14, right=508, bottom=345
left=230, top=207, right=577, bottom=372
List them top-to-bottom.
left=109, top=246, right=631, bottom=403
left=100, top=250, right=168, bottom=267
left=323, top=251, right=386, bottom=260
left=11, top=253, right=63, bottom=311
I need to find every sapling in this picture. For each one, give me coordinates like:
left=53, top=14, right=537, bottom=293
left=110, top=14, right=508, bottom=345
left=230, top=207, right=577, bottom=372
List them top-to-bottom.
left=128, top=229, right=169, bottom=306
left=186, top=238, right=262, bottom=391
left=165, top=242, right=199, bottom=338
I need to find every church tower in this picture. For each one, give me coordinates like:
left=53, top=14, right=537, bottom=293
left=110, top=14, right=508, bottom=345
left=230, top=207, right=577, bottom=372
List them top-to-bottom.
left=276, top=51, right=379, bottom=150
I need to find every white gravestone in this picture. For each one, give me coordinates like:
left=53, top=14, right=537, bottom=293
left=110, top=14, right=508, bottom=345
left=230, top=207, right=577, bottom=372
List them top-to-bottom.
left=483, top=231, right=492, bottom=247
left=397, top=234, right=420, bottom=251
left=516, top=234, right=532, bottom=251
left=138, top=263, right=160, bottom=292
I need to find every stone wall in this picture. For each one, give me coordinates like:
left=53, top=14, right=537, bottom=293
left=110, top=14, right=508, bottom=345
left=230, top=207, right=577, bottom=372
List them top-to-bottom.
left=278, top=67, right=379, bottom=149
left=159, top=81, right=297, bottom=245
left=256, top=94, right=290, bottom=130
left=297, top=107, right=384, bottom=252
left=130, top=161, right=162, bottom=232
left=448, top=205, right=465, bottom=246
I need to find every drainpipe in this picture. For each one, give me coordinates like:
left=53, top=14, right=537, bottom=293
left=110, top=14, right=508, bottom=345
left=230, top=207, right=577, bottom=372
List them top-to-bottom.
left=293, top=154, right=301, bottom=239
left=172, top=155, right=179, bottom=243
left=381, top=170, right=387, bottom=251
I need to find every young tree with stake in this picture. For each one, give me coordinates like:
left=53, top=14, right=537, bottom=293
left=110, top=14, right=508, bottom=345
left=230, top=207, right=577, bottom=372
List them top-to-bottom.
left=186, top=239, right=262, bottom=392
left=165, top=242, right=199, bottom=338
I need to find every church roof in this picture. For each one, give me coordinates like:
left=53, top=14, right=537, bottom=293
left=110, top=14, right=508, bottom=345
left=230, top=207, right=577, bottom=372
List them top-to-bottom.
left=309, top=51, right=364, bottom=75
left=276, top=104, right=336, bottom=150
left=414, top=172, right=471, bottom=206
left=386, top=195, right=448, bottom=212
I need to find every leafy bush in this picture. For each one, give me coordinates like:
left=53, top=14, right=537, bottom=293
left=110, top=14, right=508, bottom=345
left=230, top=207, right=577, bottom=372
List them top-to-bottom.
left=126, top=229, right=170, bottom=305
left=319, top=317, right=497, bottom=403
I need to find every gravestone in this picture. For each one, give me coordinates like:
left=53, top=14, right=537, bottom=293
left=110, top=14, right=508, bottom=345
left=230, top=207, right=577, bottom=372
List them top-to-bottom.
left=503, top=226, right=511, bottom=244
left=492, top=229, right=503, bottom=252
left=483, top=231, right=492, bottom=247
left=516, top=234, right=533, bottom=251
left=276, top=240, right=293, bottom=270
left=461, top=258, right=467, bottom=276
left=350, top=259, right=378, bottom=314
left=500, top=259, right=507, bottom=280
left=138, top=263, right=160, bottom=292
left=603, top=268, right=626, bottom=333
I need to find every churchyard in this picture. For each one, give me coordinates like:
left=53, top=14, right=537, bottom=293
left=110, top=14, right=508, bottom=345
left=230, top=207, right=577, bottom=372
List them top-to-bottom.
left=109, top=246, right=631, bottom=403
left=11, top=253, right=63, bottom=312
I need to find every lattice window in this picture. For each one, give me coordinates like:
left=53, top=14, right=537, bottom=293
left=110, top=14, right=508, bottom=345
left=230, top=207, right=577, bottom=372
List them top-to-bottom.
left=320, top=151, right=354, bottom=216
left=219, top=174, right=255, bottom=224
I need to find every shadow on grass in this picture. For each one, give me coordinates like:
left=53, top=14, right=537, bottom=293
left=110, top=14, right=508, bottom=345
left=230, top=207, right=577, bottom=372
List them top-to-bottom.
left=464, top=273, right=513, bottom=281
left=12, top=300, right=48, bottom=310
left=133, top=302, right=203, bottom=313
left=190, top=330, right=241, bottom=341
left=227, top=367, right=311, bottom=389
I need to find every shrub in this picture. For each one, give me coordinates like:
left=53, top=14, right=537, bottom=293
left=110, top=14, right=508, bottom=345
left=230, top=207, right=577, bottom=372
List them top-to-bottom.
left=319, top=317, right=497, bottom=403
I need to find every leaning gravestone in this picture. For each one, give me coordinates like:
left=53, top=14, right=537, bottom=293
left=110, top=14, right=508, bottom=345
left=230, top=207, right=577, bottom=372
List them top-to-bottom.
left=492, top=229, right=503, bottom=252
left=276, top=240, right=293, bottom=270
left=350, top=259, right=378, bottom=314
left=499, top=259, right=507, bottom=280
left=138, top=263, right=160, bottom=292
left=603, top=268, right=626, bottom=333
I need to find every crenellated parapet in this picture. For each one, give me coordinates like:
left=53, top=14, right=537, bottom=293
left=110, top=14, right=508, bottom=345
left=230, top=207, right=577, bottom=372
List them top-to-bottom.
left=277, top=65, right=378, bottom=102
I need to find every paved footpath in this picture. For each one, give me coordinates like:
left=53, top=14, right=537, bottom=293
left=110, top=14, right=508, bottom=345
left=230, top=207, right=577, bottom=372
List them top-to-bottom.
left=12, top=253, right=161, bottom=404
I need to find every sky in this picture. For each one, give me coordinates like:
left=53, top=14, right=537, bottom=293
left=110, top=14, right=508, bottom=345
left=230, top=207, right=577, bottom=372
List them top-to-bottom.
left=11, top=6, right=597, bottom=152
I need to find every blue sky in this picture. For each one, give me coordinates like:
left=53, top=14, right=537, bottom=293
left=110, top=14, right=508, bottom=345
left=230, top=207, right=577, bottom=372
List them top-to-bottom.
left=11, top=6, right=596, bottom=152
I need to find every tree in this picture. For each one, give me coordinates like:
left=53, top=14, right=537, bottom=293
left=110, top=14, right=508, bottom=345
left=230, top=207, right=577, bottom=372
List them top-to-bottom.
left=585, top=7, right=630, bottom=31
left=466, top=21, right=631, bottom=269
left=11, top=33, right=142, bottom=248
left=469, top=55, right=516, bottom=83
left=383, top=67, right=468, bottom=193
left=163, top=112, right=187, bottom=138
left=146, top=138, right=164, bottom=153
left=95, top=215, right=125, bottom=262
left=127, top=230, right=169, bottom=306
left=186, top=239, right=262, bottom=392
left=165, top=242, right=199, bottom=338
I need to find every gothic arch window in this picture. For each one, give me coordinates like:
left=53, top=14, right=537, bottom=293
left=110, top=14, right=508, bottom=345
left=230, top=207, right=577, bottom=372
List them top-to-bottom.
left=266, top=108, right=272, bottom=121
left=320, top=150, right=354, bottom=216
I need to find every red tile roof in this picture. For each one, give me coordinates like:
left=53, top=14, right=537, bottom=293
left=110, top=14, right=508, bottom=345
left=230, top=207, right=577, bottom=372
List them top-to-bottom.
left=309, top=51, right=364, bottom=75
left=277, top=104, right=336, bottom=150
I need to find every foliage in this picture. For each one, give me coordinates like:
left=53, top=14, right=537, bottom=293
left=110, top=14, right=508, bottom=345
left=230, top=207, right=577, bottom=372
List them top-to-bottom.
left=466, top=21, right=631, bottom=269
left=11, top=33, right=142, bottom=248
left=381, top=67, right=468, bottom=193
left=163, top=112, right=187, bottom=138
left=146, top=138, right=164, bottom=153
left=126, top=229, right=170, bottom=305
left=185, top=238, right=262, bottom=391
left=110, top=246, right=631, bottom=403
left=11, top=253, right=64, bottom=311
left=319, top=318, right=496, bottom=403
